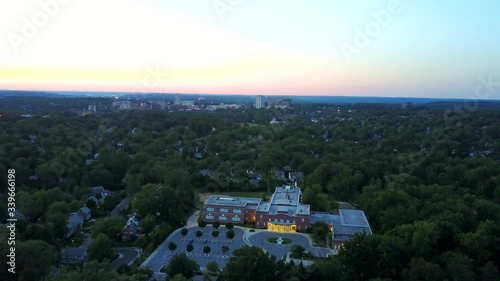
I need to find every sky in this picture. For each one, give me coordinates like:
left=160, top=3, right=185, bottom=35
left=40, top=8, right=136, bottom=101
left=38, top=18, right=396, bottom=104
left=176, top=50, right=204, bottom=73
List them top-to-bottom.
left=0, top=0, right=499, bottom=98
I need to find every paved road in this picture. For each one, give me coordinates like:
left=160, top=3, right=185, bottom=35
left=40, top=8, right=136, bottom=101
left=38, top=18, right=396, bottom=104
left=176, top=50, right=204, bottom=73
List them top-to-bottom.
left=141, top=226, right=246, bottom=280
left=80, top=235, right=92, bottom=249
left=112, top=247, right=141, bottom=270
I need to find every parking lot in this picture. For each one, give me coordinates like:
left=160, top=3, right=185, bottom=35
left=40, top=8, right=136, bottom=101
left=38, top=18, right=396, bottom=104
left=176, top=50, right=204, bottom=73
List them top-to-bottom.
left=143, top=226, right=246, bottom=273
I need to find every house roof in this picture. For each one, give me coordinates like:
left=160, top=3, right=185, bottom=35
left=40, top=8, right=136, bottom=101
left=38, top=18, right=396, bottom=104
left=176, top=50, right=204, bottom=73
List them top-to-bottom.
left=90, top=186, right=105, bottom=195
left=79, top=206, right=91, bottom=216
left=124, top=221, right=139, bottom=232
left=62, top=247, right=86, bottom=257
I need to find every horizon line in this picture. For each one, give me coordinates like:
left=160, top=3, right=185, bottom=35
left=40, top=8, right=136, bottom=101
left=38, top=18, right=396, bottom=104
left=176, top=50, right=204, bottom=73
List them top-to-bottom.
left=1, top=89, right=499, bottom=101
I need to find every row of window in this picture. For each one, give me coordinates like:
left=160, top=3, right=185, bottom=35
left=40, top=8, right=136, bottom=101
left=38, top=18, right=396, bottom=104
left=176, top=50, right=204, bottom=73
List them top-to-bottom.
left=206, top=207, right=242, bottom=213
left=204, top=214, right=241, bottom=222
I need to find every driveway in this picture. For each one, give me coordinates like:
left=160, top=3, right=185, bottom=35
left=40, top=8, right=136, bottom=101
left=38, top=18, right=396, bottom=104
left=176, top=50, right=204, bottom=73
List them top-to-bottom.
left=141, top=226, right=246, bottom=280
left=247, top=231, right=334, bottom=259
left=112, top=247, right=141, bottom=270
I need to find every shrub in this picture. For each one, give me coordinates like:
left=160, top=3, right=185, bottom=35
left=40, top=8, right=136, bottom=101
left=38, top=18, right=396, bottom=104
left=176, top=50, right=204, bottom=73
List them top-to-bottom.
left=198, top=220, right=207, bottom=227
left=213, top=221, right=220, bottom=229
left=226, top=222, right=234, bottom=230
left=181, top=228, right=188, bottom=236
left=196, top=230, right=203, bottom=237
left=212, top=230, right=220, bottom=237
left=226, top=230, right=235, bottom=239
left=168, top=241, right=177, bottom=251
left=186, top=244, right=194, bottom=252
left=203, top=245, right=211, bottom=254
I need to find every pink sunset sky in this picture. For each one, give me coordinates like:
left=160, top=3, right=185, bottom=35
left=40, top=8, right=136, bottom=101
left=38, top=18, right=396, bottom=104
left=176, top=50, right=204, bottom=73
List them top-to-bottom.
left=1, top=0, right=499, bottom=98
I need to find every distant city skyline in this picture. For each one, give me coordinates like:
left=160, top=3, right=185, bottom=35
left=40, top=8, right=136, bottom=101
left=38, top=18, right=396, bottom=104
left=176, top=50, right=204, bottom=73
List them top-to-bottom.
left=1, top=0, right=499, bottom=99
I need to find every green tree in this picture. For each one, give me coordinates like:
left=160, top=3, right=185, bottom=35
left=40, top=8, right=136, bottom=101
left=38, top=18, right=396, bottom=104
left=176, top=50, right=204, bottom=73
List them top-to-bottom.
left=46, top=213, right=68, bottom=240
left=139, top=214, right=156, bottom=234
left=91, top=217, right=126, bottom=239
left=198, top=220, right=207, bottom=227
left=213, top=221, right=220, bottom=229
left=226, top=221, right=234, bottom=230
left=312, top=221, right=329, bottom=246
left=181, top=228, right=188, bottom=236
left=196, top=230, right=203, bottom=237
left=212, top=230, right=220, bottom=237
left=226, top=230, right=235, bottom=239
left=88, top=233, right=114, bottom=262
left=0, top=239, right=59, bottom=281
left=169, top=241, right=177, bottom=251
left=186, top=244, right=194, bottom=252
left=290, top=244, right=306, bottom=259
left=203, top=245, right=211, bottom=254
left=221, top=245, right=230, bottom=255
left=221, top=246, right=275, bottom=281
left=165, top=253, right=200, bottom=279
left=206, top=261, right=219, bottom=275
left=170, top=274, right=190, bottom=281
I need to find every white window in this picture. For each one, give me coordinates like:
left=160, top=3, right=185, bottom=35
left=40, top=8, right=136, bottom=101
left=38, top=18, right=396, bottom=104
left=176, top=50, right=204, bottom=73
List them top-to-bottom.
left=207, top=207, right=215, bottom=212
left=220, top=208, right=228, bottom=213
left=233, top=209, right=242, bottom=214
left=205, top=214, right=214, bottom=220
left=219, top=215, right=227, bottom=220
left=232, top=216, right=241, bottom=222
left=302, top=218, right=304, bottom=222
left=286, top=220, right=290, bottom=224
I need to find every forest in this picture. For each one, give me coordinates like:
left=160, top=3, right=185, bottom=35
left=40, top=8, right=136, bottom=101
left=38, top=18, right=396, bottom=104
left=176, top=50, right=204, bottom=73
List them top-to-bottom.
left=0, top=98, right=499, bottom=281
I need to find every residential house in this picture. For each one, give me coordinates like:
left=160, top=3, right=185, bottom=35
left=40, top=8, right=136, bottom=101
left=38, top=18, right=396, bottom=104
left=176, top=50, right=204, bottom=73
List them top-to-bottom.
left=273, top=170, right=286, bottom=180
left=288, top=171, right=304, bottom=182
left=87, top=195, right=101, bottom=207
left=77, top=206, right=91, bottom=221
left=66, top=213, right=84, bottom=238
left=122, top=214, right=140, bottom=241
left=59, top=247, right=87, bottom=267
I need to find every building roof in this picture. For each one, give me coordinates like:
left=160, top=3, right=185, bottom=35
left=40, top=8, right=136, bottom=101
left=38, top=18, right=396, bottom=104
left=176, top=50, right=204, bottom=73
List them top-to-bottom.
left=90, top=186, right=105, bottom=195
left=255, top=186, right=310, bottom=216
left=270, top=186, right=301, bottom=205
left=205, top=195, right=261, bottom=207
left=256, top=202, right=271, bottom=212
left=80, top=206, right=91, bottom=215
left=310, top=210, right=372, bottom=239
left=62, top=247, right=86, bottom=258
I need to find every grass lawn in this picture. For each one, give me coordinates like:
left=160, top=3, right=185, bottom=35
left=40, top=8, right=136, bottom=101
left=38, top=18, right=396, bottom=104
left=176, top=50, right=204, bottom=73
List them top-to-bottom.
left=66, top=232, right=88, bottom=247
left=266, top=237, right=293, bottom=244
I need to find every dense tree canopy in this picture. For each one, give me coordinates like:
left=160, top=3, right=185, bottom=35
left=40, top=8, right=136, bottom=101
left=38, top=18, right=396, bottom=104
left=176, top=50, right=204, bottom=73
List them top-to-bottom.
left=1, top=99, right=500, bottom=280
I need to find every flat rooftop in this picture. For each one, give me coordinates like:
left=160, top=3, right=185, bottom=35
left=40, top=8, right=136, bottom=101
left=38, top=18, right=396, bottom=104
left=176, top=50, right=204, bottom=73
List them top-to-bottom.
left=271, top=185, right=301, bottom=206
left=205, top=195, right=261, bottom=207
left=310, top=209, right=372, bottom=237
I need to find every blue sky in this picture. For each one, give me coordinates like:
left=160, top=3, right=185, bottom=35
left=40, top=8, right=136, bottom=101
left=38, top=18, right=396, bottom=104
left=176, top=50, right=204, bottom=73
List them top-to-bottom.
left=0, top=0, right=499, bottom=98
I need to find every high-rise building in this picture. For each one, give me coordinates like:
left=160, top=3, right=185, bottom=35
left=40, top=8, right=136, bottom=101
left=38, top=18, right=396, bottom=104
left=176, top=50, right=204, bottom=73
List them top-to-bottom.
left=255, top=95, right=264, bottom=109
